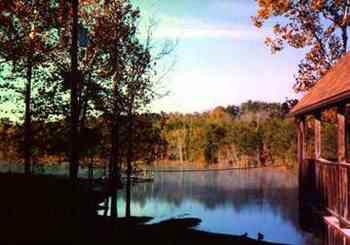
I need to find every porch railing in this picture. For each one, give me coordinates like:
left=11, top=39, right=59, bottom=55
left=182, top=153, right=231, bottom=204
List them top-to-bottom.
left=301, top=159, right=350, bottom=224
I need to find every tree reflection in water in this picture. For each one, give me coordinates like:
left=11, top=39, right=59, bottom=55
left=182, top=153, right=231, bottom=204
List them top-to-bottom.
left=116, top=168, right=322, bottom=245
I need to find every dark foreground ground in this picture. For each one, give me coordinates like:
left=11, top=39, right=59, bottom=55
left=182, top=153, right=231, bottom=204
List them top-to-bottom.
left=0, top=173, right=285, bottom=244
left=76, top=216, right=286, bottom=245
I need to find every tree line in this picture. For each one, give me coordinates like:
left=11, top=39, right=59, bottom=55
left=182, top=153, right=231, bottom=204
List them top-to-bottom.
left=0, top=100, right=300, bottom=170
left=156, top=101, right=342, bottom=169
left=159, top=101, right=298, bottom=168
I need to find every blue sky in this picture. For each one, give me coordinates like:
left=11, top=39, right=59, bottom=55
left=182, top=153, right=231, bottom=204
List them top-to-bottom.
left=133, top=0, right=306, bottom=113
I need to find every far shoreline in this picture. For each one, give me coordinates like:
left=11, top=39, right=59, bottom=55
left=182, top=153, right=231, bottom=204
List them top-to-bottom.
left=0, top=160, right=296, bottom=176
left=143, top=162, right=294, bottom=173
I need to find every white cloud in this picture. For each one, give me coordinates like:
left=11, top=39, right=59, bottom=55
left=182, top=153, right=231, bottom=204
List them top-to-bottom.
left=152, top=15, right=265, bottom=40
left=154, top=25, right=263, bottom=40
left=151, top=69, right=240, bottom=113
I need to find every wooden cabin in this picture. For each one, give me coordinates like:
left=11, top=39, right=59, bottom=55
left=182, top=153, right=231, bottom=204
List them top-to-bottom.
left=290, top=53, right=350, bottom=244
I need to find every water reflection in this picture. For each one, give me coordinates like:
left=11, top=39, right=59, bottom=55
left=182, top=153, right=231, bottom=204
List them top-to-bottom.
left=117, top=168, right=322, bottom=245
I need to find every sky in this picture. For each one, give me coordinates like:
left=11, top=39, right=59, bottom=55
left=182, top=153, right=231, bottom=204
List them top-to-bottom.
left=132, top=0, right=306, bottom=113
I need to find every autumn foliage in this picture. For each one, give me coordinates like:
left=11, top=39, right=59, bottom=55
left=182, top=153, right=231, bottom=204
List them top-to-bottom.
left=0, top=0, right=168, bottom=177
left=253, top=0, right=350, bottom=91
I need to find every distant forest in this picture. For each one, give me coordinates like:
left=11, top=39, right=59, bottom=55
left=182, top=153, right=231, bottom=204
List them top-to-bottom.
left=0, top=100, right=304, bottom=170
left=158, top=100, right=297, bottom=168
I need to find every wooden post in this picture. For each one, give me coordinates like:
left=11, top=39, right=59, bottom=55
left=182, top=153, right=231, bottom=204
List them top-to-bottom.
left=337, top=104, right=348, bottom=226
left=338, top=104, right=347, bottom=163
left=314, top=113, right=322, bottom=160
left=314, top=113, right=322, bottom=209
left=297, top=117, right=306, bottom=165
left=297, top=117, right=306, bottom=198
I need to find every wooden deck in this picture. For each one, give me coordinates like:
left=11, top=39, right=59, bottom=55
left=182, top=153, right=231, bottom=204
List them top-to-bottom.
left=300, top=158, right=350, bottom=244
left=300, top=159, right=350, bottom=223
left=325, top=216, right=350, bottom=245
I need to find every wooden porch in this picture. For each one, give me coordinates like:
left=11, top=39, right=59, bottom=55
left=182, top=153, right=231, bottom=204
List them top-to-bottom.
left=291, top=53, right=350, bottom=244
left=296, top=104, right=350, bottom=244
left=300, top=158, right=350, bottom=223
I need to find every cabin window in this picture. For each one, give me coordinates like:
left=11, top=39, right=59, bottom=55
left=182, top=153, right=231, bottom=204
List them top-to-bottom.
left=321, top=108, right=338, bottom=162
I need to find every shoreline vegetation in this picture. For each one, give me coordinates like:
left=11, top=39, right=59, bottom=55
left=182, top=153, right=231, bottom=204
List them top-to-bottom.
left=0, top=101, right=300, bottom=175
left=0, top=160, right=294, bottom=176
left=144, top=162, right=293, bottom=172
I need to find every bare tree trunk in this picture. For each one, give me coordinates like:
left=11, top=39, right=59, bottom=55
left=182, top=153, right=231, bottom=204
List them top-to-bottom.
left=69, top=0, right=80, bottom=180
left=342, top=2, right=349, bottom=53
left=342, top=26, right=348, bottom=54
left=24, top=58, right=32, bottom=175
left=109, top=68, right=122, bottom=217
left=125, top=112, right=133, bottom=218
left=105, top=114, right=119, bottom=218
left=109, top=118, right=119, bottom=219
left=178, top=143, right=183, bottom=164
left=230, top=144, right=239, bottom=165
left=256, top=147, right=261, bottom=167
left=88, top=156, right=93, bottom=180
left=103, top=159, right=107, bottom=177
left=125, top=170, right=131, bottom=217
left=110, top=188, right=118, bottom=218
left=103, top=198, right=109, bottom=216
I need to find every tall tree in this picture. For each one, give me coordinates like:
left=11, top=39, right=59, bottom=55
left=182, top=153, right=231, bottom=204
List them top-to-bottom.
left=32, top=0, right=116, bottom=179
left=69, top=0, right=80, bottom=179
left=92, top=0, right=142, bottom=218
left=96, top=0, right=173, bottom=217
left=253, top=0, right=350, bottom=91
left=0, top=1, right=60, bottom=173
left=124, top=41, right=154, bottom=217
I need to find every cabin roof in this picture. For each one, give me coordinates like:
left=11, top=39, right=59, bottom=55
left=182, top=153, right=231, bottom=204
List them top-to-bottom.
left=291, top=52, right=350, bottom=116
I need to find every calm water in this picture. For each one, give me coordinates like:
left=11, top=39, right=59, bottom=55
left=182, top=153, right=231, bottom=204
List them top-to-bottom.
left=0, top=164, right=321, bottom=244
left=113, top=168, right=322, bottom=245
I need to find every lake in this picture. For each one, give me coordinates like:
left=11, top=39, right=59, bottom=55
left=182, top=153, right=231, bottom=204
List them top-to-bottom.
left=0, top=163, right=322, bottom=244
left=112, top=168, right=322, bottom=245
